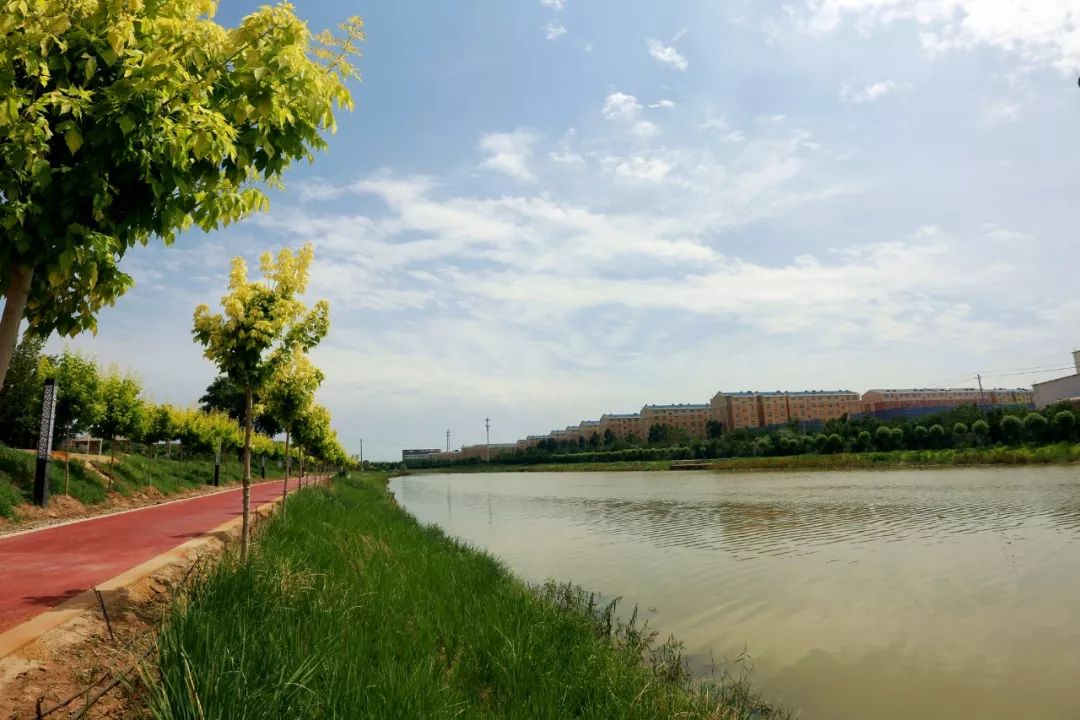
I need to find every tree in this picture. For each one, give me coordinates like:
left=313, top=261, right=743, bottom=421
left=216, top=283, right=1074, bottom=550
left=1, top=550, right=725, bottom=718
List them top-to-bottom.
left=0, top=2, right=364, bottom=389
left=193, top=245, right=329, bottom=557
left=0, top=333, right=45, bottom=447
left=39, top=348, right=104, bottom=445
left=265, top=350, right=324, bottom=503
left=93, top=366, right=145, bottom=483
left=200, top=375, right=281, bottom=435
left=293, top=404, right=333, bottom=481
left=1052, top=410, right=1076, bottom=442
left=1023, top=412, right=1049, bottom=441
left=1000, top=415, right=1023, bottom=444
left=972, top=419, right=990, bottom=443
left=706, top=420, right=724, bottom=439
left=928, top=424, right=946, bottom=448
left=874, top=425, right=893, bottom=451
left=912, top=425, right=929, bottom=448
left=890, top=427, right=904, bottom=449
left=602, top=428, right=616, bottom=446
left=856, top=430, right=873, bottom=452
left=588, top=431, right=601, bottom=448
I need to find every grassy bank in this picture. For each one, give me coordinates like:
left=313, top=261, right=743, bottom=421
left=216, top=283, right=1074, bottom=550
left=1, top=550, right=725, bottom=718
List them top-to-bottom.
left=415, top=442, right=1080, bottom=475
left=0, top=444, right=287, bottom=519
left=147, top=473, right=786, bottom=719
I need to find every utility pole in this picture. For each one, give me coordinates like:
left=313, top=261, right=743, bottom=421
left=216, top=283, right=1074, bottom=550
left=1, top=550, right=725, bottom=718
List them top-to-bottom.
left=976, top=373, right=986, bottom=414
left=485, top=417, right=491, bottom=462
left=446, top=428, right=451, bottom=453
left=359, top=438, right=363, bottom=470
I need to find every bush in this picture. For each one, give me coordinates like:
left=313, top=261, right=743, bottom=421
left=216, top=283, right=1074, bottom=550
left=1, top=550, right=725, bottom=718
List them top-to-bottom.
left=1052, top=411, right=1076, bottom=441
left=1023, top=412, right=1049, bottom=441
left=1000, top=415, right=1023, bottom=444
left=972, top=419, right=989, bottom=438
left=928, top=424, right=946, bottom=447
left=874, top=425, right=893, bottom=451
left=913, top=425, right=929, bottom=448
left=890, top=427, right=904, bottom=449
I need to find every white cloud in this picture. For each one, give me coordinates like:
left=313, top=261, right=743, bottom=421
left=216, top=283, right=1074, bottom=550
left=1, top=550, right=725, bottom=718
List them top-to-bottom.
left=540, top=0, right=565, bottom=10
left=798, top=0, right=1080, bottom=71
left=544, top=22, right=567, bottom=41
left=647, top=38, right=689, bottom=70
left=839, top=80, right=900, bottom=103
left=602, top=92, right=643, bottom=121
left=649, top=99, right=677, bottom=109
left=478, top=129, right=538, bottom=182
left=550, top=149, right=585, bottom=164
left=613, top=156, right=673, bottom=183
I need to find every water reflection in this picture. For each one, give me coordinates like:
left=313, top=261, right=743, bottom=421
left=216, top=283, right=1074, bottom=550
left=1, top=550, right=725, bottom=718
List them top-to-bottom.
left=391, top=468, right=1080, bottom=720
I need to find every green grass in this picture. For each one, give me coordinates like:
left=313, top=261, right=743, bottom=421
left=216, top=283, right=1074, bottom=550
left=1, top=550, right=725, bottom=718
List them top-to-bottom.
left=417, top=443, right=1080, bottom=475
left=0, top=445, right=289, bottom=521
left=146, top=473, right=787, bottom=720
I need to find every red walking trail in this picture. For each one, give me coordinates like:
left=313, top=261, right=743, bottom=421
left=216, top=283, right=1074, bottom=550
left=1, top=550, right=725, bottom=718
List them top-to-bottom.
left=0, top=478, right=303, bottom=635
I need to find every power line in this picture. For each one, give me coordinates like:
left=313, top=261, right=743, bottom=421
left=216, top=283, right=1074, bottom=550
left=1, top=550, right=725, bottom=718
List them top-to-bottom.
left=984, top=365, right=1075, bottom=378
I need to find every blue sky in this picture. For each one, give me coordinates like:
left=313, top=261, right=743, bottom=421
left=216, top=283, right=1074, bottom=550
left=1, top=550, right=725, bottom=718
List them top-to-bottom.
left=50, top=0, right=1080, bottom=459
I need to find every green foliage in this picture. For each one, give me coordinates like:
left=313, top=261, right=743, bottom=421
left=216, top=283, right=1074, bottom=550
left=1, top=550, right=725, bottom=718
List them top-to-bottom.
left=0, top=1, right=362, bottom=347
left=0, top=333, right=44, bottom=447
left=39, top=348, right=104, bottom=440
left=93, top=366, right=145, bottom=442
left=199, top=375, right=280, bottom=435
left=1052, top=411, right=1076, bottom=441
left=1023, top=412, right=1049, bottom=441
left=1000, top=415, right=1023, bottom=444
left=972, top=419, right=990, bottom=437
left=953, top=422, right=968, bottom=435
left=928, top=424, right=946, bottom=447
left=874, top=425, right=893, bottom=450
left=148, top=476, right=787, bottom=720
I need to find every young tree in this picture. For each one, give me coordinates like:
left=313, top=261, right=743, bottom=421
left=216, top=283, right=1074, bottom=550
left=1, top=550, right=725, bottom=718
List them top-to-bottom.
left=0, top=2, right=364, bottom=389
left=193, top=245, right=329, bottom=557
left=0, top=334, right=45, bottom=447
left=39, top=349, right=104, bottom=445
left=265, top=350, right=324, bottom=503
left=93, top=366, right=145, bottom=484
left=200, top=375, right=281, bottom=435
left=293, top=404, right=333, bottom=485
left=1000, top=415, right=1023, bottom=444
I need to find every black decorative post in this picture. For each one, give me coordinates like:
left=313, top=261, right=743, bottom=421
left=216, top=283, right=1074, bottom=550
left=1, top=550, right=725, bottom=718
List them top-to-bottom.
left=34, top=378, right=58, bottom=506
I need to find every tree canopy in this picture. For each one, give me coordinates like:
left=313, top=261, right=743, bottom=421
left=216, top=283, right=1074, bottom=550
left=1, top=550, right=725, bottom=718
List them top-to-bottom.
left=0, top=0, right=363, bottom=388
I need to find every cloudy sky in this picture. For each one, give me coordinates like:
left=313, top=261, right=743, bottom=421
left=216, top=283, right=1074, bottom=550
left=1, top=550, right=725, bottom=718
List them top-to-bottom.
left=49, top=0, right=1080, bottom=459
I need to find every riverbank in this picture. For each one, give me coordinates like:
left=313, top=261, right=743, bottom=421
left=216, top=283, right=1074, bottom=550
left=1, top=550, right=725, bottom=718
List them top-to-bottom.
left=411, top=442, right=1080, bottom=475
left=146, top=472, right=787, bottom=719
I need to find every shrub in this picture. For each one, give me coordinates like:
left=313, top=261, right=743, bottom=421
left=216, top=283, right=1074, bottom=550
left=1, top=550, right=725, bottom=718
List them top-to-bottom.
left=1052, top=411, right=1076, bottom=441
left=1023, top=412, right=1049, bottom=441
left=1000, top=415, right=1023, bottom=444
left=874, top=425, right=893, bottom=451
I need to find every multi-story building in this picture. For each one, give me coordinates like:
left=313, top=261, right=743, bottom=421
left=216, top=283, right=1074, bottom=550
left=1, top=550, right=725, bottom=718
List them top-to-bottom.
left=1033, top=351, right=1080, bottom=409
left=861, top=388, right=1034, bottom=417
left=709, top=390, right=862, bottom=430
left=639, top=403, right=710, bottom=439
left=598, top=413, right=644, bottom=439
left=402, top=448, right=443, bottom=464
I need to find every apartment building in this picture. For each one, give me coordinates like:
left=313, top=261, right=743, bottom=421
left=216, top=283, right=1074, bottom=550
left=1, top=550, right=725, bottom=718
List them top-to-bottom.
left=1033, top=351, right=1080, bottom=409
left=861, top=388, right=1034, bottom=415
left=709, top=390, right=862, bottom=430
left=639, top=403, right=710, bottom=438
left=598, top=413, right=644, bottom=439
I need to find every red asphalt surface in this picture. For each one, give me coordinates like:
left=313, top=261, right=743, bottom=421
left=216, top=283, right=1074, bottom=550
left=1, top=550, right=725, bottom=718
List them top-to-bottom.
left=0, top=478, right=301, bottom=634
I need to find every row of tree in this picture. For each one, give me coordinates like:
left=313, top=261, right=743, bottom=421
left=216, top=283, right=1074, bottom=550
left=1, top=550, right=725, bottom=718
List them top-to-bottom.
left=0, top=339, right=348, bottom=470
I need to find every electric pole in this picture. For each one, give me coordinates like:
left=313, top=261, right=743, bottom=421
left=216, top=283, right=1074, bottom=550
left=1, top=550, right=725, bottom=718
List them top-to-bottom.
left=976, top=373, right=986, bottom=414
left=485, top=417, right=491, bottom=462
left=446, top=427, right=451, bottom=453
left=359, top=438, right=363, bottom=470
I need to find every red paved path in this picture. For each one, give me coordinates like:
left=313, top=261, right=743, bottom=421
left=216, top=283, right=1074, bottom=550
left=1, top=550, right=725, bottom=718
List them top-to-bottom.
left=0, top=478, right=310, bottom=634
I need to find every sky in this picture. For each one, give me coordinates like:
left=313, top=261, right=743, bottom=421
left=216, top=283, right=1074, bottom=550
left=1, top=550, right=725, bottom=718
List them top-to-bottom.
left=46, top=0, right=1080, bottom=460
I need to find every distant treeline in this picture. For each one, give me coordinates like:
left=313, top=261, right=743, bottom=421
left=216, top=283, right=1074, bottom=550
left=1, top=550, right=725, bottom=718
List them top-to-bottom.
left=407, top=404, right=1078, bottom=468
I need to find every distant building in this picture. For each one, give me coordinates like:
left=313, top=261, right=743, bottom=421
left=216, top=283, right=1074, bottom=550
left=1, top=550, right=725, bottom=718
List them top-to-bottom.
left=1033, top=350, right=1080, bottom=409
left=861, top=387, right=1034, bottom=419
left=709, top=390, right=861, bottom=430
left=639, top=403, right=710, bottom=438
left=598, top=413, right=643, bottom=439
left=402, top=448, right=442, bottom=463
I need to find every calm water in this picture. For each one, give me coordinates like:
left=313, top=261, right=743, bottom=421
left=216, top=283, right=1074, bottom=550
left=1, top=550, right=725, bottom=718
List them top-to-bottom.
left=390, top=468, right=1080, bottom=720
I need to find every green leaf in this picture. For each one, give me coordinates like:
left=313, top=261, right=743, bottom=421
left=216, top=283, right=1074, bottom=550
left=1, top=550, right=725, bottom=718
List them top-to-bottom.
left=117, top=115, right=135, bottom=135
left=64, top=126, right=83, bottom=154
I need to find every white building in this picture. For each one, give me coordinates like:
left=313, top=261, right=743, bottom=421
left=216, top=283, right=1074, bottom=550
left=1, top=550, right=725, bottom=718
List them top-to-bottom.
left=1032, top=350, right=1080, bottom=409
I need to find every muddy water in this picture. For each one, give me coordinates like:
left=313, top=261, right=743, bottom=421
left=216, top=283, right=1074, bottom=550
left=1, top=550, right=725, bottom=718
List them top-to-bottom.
left=390, top=468, right=1080, bottom=720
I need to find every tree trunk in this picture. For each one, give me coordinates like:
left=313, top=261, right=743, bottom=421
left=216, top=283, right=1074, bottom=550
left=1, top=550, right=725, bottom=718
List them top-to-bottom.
left=0, top=264, right=33, bottom=393
left=241, top=387, right=254, bottom=560
left=281, top=427, right=291, bottom=512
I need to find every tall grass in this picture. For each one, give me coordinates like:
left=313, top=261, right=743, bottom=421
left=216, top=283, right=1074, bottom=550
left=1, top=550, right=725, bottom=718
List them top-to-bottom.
left=146, top=473, right=787, bottom=720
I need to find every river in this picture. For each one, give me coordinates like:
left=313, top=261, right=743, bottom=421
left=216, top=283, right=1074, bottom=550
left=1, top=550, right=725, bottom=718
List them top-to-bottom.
left=389, top=468, right=1080, bottom=720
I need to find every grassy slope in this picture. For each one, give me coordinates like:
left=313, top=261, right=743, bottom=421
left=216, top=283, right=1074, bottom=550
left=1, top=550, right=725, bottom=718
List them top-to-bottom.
left=418, top=443, right=1080, bottom=475
left=0, top=445, right=288, bottom=519
left=148, top=473, right=786, bottom=720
